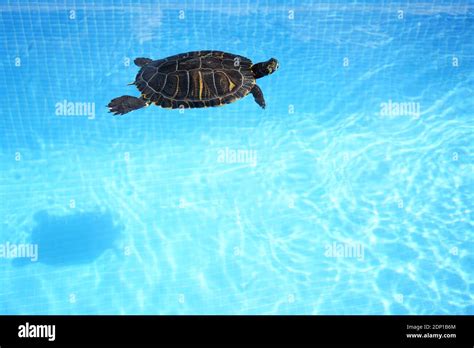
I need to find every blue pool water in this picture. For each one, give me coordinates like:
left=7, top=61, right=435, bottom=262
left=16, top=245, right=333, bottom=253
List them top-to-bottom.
left=0, top=0, right=473, bottom=314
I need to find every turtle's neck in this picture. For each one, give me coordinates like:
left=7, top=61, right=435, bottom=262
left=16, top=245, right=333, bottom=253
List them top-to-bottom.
left=252, top=62, right=269, bottom=79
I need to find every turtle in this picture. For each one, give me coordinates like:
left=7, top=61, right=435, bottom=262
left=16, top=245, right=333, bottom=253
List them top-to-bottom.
left=108, top=50, right=279, bottom=115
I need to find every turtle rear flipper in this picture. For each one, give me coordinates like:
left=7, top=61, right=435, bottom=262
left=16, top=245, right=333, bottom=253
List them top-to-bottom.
left=134, top=58, right=153, bottom=67
left=108, top=95, right=147, bottom=115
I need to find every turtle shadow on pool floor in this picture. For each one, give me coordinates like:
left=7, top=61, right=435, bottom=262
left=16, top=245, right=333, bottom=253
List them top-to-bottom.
left=13, top=210, right=123, bottom=267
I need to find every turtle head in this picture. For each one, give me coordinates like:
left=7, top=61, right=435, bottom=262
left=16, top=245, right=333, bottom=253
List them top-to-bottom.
left=252, top=58, right=279, bottom=79
left=266, top=58, right=279, bottom=74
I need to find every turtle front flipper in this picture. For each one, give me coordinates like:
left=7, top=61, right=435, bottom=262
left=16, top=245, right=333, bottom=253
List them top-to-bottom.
left=250, top=85, right=266, bottom=109
left=108, top=95, right=147, bottom=115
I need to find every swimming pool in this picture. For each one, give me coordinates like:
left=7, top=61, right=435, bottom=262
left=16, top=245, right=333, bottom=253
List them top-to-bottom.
left=0, top=0, right=472, bottom=314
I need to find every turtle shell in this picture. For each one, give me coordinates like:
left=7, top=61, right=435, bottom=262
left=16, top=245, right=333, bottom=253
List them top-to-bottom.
left=134, top=51, right=255, bottom=109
